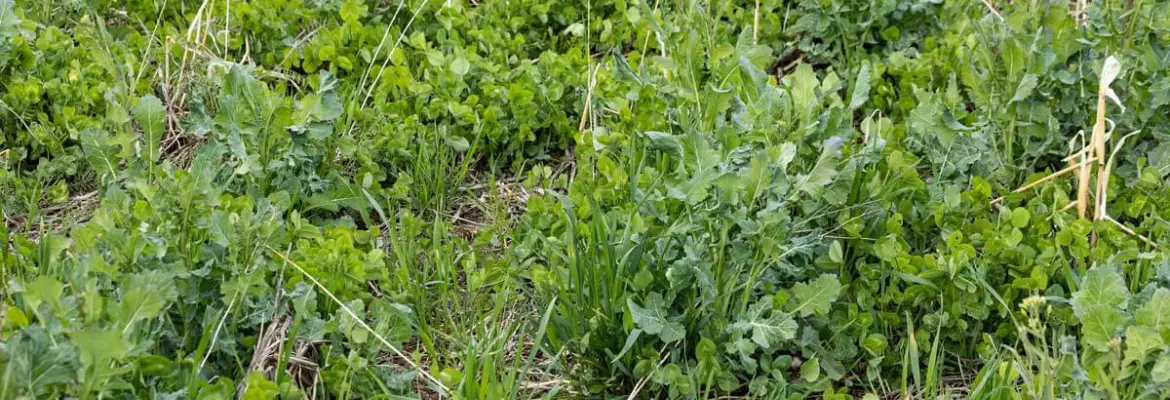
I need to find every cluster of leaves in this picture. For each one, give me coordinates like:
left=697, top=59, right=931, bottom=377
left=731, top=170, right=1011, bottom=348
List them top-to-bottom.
left=4, top=0, right=1170, bottom=399
left=511, top=0, right=1170, bottom=398
left=1, top=1, right=545, bottom=392
left=0, top=3, right=157, bottom=219
left=512, top=4, right=891, bottom=396
left=2, top=59, right=428, bottom=397
left=971, top=265, right=1170, bottom=399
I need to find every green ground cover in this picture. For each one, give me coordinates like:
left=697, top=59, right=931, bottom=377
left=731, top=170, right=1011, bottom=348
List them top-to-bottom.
left=3, top=0, right=1170, bottom=398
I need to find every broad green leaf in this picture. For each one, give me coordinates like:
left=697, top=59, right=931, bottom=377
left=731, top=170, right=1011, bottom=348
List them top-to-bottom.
left=0, top=0, right=20, bottom=38
left=339, top=0, right=368, bottom=24
left=563, top=23, right=585, bottom=36
left=612, top=52, right=643, bottom=84
left=738, top=55, right=768, bottom=90
left=451, top=56, right=470, bottom=76
left=789, top=63, right=818, bottom=123
left=849, top=63, right=871, bottom=110
left=225, top=66, right=267, bottom=113
left=299, top=72, right=343, bottom=122
left=1010, top=74, right=1039, bottom=103
left=908, top=89, right=955, bottom=147
left=133, top=94, right=165, bottom=163
left=184, top=97, right=215, bottom=136
left=81, top=128, right=122, bottom=181
left=644, top=131, right=681, bottom=154
left=445, top=136, right=470, bottom=152
left=796, top=139, right=840, bottom=195
left=777, top=142, right=797, bottom=171
left=666, top=169, right=716, bottom=204
left=1011, top=208, right=1031, bottom=228
left=209, top=211, right=233, bottom=247
left=875, top=235, right=902, bottom=262
left=829, top=240, right=844, bottom=263
left=1072, top=266, right=1129, bottom=315
left=1072, top=267, right=1129, bottom=351
left=111, top=272, right=177, bottom=328
left=791, top=274, right=842, bottom=317
left=22, top=276, right=63, bottom=315
left=1136, top=288, right=1170, bottom=331
left=628, top=293, right=684, bottom=343
left=339, top=299, right=369, bottom=344
left=728, top=300, right=796, bottom=349
left=1079, top=304, right=1124, bottom=352
left=6, top=305, right=28, bottom=326
left=1124, top=326, right=1162, bottom=364
left=4, top=327, right=76, bottom=393
left=71, top=329, right=128, bottom=367
left=731, top=337, right=759, bottom=372
left=696, top=338, right=716, bottom=361
left=1154, top=356, right=1170, bottom=383
left=801, top=357, right=821, bottom=382
left=651, top=364, right=683, bottom=386
left=243, top=371, right=280, bottom=400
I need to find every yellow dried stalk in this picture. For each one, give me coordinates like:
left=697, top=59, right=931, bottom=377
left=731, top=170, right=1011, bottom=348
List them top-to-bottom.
left=1090, top=56, right=1124, bottom=245
left=578, top=64, right=602, bottom=132
left=1072, top=130, right=1091, bottom=219
left=989, top=157, right=1097, bottom=206
left=1104, top=216, right=1159, bottom=249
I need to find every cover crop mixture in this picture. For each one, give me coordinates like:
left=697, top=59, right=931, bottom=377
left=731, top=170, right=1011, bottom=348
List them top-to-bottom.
left=3, top=0, right=1170, bottom=399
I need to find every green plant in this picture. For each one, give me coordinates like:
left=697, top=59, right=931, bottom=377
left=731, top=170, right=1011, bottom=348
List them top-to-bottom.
left=5, top=0, right=1170, bottom=399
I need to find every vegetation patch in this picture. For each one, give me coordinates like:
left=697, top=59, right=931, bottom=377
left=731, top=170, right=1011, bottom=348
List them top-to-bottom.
left=3, top=0, right=1170, bottom=399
